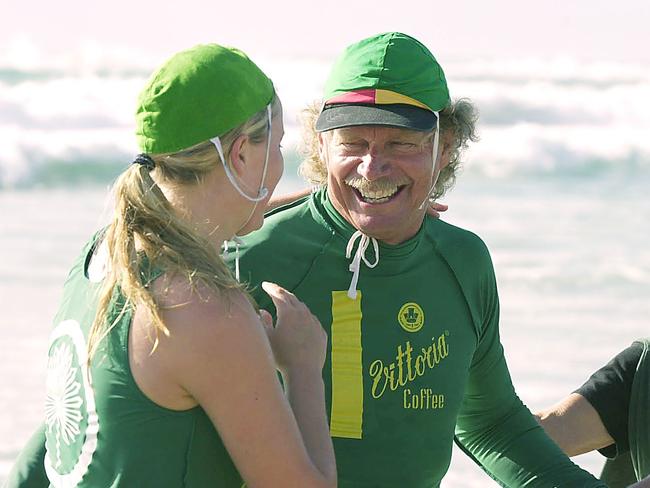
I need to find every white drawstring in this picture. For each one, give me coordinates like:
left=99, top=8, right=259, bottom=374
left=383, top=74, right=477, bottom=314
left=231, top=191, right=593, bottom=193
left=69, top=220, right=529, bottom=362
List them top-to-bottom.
left=345, top=230, right=379, bottom=299
left=222, top=236, right=244, bottom=282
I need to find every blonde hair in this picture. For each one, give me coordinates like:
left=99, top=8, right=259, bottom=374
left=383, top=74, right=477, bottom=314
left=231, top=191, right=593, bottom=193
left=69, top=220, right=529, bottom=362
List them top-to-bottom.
left=87, top=96, right=279, bottom=358
left=298, top=98, right=479, bottom=199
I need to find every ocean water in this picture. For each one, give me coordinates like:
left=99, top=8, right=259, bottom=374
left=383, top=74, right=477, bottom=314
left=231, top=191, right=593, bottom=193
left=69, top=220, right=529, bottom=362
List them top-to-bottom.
left=2, top=54, right=650, bottom=188
left=0, top=55, right=649, bottom=486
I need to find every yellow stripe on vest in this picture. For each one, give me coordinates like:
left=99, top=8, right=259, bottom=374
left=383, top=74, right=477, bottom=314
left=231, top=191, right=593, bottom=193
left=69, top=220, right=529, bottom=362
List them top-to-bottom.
left=330, top=290, right=363, bottom=439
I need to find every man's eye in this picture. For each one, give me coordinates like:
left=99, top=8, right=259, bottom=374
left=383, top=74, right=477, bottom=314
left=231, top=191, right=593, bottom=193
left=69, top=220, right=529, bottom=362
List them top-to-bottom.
left=340, top=142, right=366, bottom=152
left=390, top=142, right=418, bottom=151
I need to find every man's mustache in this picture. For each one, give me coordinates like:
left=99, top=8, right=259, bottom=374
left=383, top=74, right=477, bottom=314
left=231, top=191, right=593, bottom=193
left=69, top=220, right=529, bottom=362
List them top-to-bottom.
left=344, top=176, right=411, bottom=193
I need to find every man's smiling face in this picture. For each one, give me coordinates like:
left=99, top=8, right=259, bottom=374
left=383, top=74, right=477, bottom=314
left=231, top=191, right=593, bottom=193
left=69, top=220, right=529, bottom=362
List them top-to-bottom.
left=319, top=125, right=439, bottom=244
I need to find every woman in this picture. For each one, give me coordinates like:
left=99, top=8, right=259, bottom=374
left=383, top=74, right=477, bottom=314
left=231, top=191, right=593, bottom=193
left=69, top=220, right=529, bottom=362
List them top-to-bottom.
left=7, top=44, right=336, bottom=487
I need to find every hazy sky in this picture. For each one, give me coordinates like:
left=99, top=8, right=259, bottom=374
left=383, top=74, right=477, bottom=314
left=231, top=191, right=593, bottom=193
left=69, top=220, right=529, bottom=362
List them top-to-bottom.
left=3, top=0, right=650, bottom=67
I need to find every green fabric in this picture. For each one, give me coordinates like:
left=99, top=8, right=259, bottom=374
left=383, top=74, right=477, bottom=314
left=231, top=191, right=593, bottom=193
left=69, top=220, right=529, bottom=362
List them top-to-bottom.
left=323, top=32, right=450, bottom=112
left=135, top=44, right=273, bottom=154
left=230, top=188, right=604, bottom=488
left=10, top=233, right=243, bottom=487
left=630, top=338, right=650, bottom=481
left=4, top=425, right=48, bottom=488
left=600, top=453, right=638, bottom=487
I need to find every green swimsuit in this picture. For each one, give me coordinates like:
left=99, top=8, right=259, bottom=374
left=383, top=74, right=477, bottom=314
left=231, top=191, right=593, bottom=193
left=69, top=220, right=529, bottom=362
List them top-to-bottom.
left=11, top=235, right=242, bottom=488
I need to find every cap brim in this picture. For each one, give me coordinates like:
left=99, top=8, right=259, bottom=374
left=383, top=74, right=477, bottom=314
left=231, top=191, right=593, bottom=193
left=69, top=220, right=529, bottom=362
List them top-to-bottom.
left=315, top=103, right=437, bottom=132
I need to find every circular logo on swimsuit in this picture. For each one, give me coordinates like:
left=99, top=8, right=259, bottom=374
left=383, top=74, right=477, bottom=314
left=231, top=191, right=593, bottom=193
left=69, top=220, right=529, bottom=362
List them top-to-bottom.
left=398, top=302, right=425, bottom=333
left=44, top=320, right=99, bottom=487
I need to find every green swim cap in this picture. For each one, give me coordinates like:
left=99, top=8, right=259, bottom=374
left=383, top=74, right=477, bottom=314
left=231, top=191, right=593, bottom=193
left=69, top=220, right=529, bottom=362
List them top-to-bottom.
left=316, top=32, right=449, bottom=132
left=135, top=44, right=274, bottom=154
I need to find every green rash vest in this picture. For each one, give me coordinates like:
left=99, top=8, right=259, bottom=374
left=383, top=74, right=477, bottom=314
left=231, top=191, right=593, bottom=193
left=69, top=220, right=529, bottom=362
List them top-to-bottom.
left=231, top=188, right=605, bottom=488
left=29, top=234, right=243, bottom=488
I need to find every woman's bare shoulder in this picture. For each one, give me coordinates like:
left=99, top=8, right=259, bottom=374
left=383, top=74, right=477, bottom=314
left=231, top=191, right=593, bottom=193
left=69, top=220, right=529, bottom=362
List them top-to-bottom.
left=129, top=272, right=271, bottom=407
left=150, top=272, right=255, bottom=332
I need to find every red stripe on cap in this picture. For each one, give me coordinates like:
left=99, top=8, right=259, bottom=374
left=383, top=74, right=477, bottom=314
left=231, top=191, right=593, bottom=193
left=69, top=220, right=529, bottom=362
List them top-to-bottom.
left=325, top=90, right=376, bottom=105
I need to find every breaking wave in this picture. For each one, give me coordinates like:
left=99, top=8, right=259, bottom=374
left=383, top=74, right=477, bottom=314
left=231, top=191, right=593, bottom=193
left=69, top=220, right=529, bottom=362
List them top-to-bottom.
left=2, top=54, right=649, bottom=188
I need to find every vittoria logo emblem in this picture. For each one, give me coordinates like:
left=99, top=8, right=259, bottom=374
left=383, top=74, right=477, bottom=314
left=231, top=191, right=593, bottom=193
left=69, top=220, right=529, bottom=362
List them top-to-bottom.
left=398, top=302, right=424, bottom=332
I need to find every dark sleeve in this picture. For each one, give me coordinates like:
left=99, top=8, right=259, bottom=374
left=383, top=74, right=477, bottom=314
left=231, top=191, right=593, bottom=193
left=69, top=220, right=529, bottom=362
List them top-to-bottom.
left=575, top=341, right=645, bottom=458
left=4, top=424, right=48, bottom=488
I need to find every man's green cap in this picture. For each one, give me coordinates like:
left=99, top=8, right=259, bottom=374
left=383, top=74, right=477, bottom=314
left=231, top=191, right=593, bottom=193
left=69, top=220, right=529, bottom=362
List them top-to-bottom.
left=316, top=32, right=450, bottom=132
left=135, top=44, right=274, bottom=154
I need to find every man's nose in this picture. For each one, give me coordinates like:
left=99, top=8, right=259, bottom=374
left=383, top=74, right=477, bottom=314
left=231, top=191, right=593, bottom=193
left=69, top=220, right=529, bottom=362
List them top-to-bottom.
left=357, top=151, right=389, bottom=180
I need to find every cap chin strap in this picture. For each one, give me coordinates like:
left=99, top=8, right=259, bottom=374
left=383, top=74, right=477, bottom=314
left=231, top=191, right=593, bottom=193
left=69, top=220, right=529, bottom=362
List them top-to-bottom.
left=210, top=104, right=272, bottom=203
left=217, top=104, right=273, bottom=282
left=418, top=112, right=440, bottom=210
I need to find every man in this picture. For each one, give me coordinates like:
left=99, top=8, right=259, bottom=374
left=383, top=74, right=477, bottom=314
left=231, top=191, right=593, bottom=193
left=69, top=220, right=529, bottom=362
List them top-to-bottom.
left=233, top=32, right=606, bottom=487
left=536, top=339, right=650, bottom=487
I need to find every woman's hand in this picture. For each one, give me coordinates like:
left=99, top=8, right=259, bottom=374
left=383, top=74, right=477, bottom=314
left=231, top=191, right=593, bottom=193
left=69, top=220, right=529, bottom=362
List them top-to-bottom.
left=260, top=281, right=327, bottom=374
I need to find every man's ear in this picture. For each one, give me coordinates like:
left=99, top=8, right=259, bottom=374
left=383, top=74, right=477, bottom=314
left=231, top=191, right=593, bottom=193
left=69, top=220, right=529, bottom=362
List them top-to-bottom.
left=228, top=134, right=248, bottom=177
